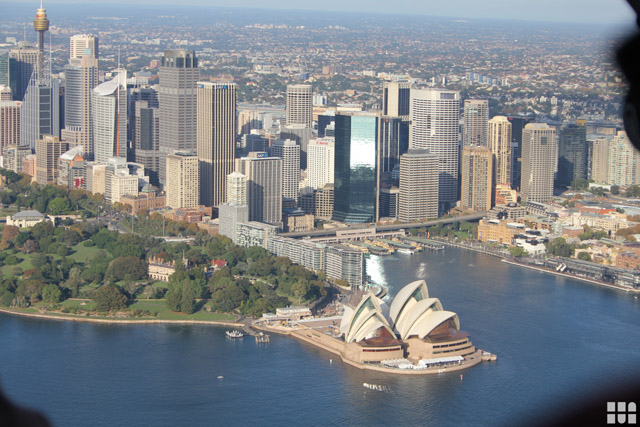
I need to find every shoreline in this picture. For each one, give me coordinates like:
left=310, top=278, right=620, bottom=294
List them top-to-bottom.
left=430, top=238, right=640, bottom=294
left=500, top=259, right=640, bottom=293
left=0, top=307, right=244, bottom=327
left=255, top=323, right=488, bottom=375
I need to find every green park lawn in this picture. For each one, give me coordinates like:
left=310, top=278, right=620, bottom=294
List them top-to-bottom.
left=68, top=243, right=102, bottom=263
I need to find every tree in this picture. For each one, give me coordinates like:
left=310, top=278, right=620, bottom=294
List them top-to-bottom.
left=611, top=185, right=620, bottom=195
left=47, top=197, right=72, bottom=215
left=1, top=225, right=19, bottom=243
left=546, top=237, right=574, bottom=258
left=22, top=239, right=39, bottom=254
left=509, top=246, right=528, bottom=257
left=577, top=252, right=592, bottom=261
left=106, top=256, right=147, bottom=282
left=166, top=282, right=183, bottom=312
left=180, top=282, right=197, bottom=314
left=42, top=284, right=62, bottom=303
left=93, top=285, right=127, bottom=312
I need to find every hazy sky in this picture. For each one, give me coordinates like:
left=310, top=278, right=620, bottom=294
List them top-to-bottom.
left=47, top=0, right=636, bottom=25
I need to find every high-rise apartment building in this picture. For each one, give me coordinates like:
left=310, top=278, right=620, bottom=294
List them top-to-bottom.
left=69, top=34, right=99, bottom=60
left=159, top=49, right=198, bottom=187
left=92, top=71, right=127, bottom=163
left=382, top=81, right=410, bottom=118
left=197, top=82, right=236, bottom=208
left=285, top=84, right=312, bottom=128
left=409, top=88, right=460, bottom=213
left=463, top=99, right=489, bottom=146
left=0, top=101, right=21, bottom=154
left=332, top=113, right=378, bottom=223
left=488, top=116, right=512, bottom=187
left=520, top=123, right=557, bottom=203
left=557, top=123, right=588, bottom=187
left=608, top=131, right=640, bottom=186
left=35, top=135, right=68, bottom=185
left=307, top=137, right=335, bottom=189
left=591, top=137, right=610, bottom=183
left=271, top=139, right=300, bottom=203
left=461, top=146, right=493, bottom=212
left=398, top=149, right=438, bottom=222
left=165, top=152, right=199, bottom=209
left=235, top=152, right=282, bottom=226
left=218, top=172, right=249, bottom=243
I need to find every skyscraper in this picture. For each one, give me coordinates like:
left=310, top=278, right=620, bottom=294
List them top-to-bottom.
left=69, top=34, right=99, bottom=60
left=8, top=43, right=38, bottom=102
left=159, top=49, right=198, bottom=187
left=63, top=51, right=98, bottom=158
left=0, top=53, right=18, bottom=99
left=92, top=71, right=127, bottom=163
left=382, top=80, right=410, bottom=118
left=197, top=82, right=236, bottom=208
left=285, top=84, right=312, bottom=128
left=409, top=88, right=460, bottom=213
left=132, top=98, right=160, bottom=186
left=463, top=99, right=489, bottom=146
left=0, top=100, right=21, bottom=154
left=332, top=113, right=378, bottom=223
left=506, top=115, right=535, bottom=189
left=379, top=116, right=409, bottom=174
left=488, top=116, right=512, bottom=187
left=520, top=123, right=557, bottom=203
left=557, top=123, right=588, bottom=187
left=280, top=124, right=311, bottom=169
left=608, top=131, right=640, bottom=186
left=35, top=135, right=68, bottom=185
left=307, top=137, right=335, bottom=189
left=591, top=137, right=610, bottom=183
left=271, top=139, right=300, bottom=203
left=461, top=146, right=493, bottom=212
left=398, top=149, right=438, bottom=222
left=165, top=152, right=199, bottom=209
left=235, top=152, right=282, bottom=226
left=226, top=172, right=247, bottom=205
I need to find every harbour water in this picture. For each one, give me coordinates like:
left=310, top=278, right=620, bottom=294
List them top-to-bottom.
left=2, top=247, right=640, bottom=426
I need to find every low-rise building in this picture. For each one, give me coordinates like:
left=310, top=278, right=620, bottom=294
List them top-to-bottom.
left=120, top=187, right=166, bottom=212
left=6, top=210, right=51, bottom=228
left=477, top=219, right=525, bottom=245
left=235, top=221, right=278, bottom=248
left=147, top=256, right=187, bottom=282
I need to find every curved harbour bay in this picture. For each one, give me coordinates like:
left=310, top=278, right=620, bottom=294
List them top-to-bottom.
left=2, top=247, right=640, bottom=426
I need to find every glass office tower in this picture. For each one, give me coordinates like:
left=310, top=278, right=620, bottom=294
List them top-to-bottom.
left=333, top=113, right=378, bottom=223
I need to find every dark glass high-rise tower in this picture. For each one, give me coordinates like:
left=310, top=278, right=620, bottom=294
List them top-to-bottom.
left=332, top=113, right=378, bottom=224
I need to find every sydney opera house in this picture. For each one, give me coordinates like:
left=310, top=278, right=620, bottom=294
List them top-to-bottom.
left=294, top=280, right=493, bottom=373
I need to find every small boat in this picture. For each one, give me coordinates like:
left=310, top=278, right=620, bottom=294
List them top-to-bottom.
left=226, top=330, right=244, bottom=338
left=217, top=376, right=224, bottom=380
left=363, top=382, right=391, bottom=392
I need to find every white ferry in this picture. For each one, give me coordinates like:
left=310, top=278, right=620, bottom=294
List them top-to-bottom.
left=226, top=330, right=244, bottom=338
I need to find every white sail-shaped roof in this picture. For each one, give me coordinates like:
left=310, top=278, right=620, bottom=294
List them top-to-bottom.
left=389, top=280, right=429, bottom=327
left=344, top=293, right=394, bottom=343
left=395, top=297, right=444, bottom=339
left=339, top=305, right=354, bottom=335
left=405, top=310, right=459, bottom=340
